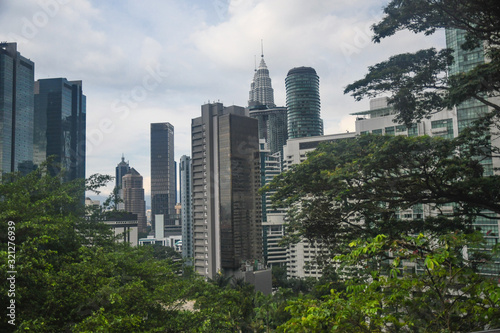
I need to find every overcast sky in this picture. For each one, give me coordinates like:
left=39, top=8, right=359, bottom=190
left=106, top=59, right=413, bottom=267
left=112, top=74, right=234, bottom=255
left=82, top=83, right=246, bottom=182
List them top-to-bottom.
left=0, top=0, right=445, bottom=202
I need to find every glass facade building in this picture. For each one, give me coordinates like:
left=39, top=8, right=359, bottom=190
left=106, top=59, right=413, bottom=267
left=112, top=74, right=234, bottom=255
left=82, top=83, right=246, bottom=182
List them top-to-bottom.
left=446, top=29, right=499, bottom=275
left=0, top=42, right=35, bottom=175
left=285, top=66, right=323, bottom=139
left=34, top=78, right=86, bottom=182
left=191, top=103, right=262, bottom=279
left=249, top=107, right=288, bottom=155
left=150, top=122, right=175, bottom=236
left=115, top=155, right=130, bottom=189
left=180, top=155, right=193, bottom=261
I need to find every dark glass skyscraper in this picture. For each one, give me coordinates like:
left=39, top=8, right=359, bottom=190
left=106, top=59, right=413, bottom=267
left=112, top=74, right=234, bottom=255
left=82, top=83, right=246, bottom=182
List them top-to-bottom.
left=445, top=29, right=499, bottom=275
left=0, top=42, right=35, bottom=175
left=285, top=67, right=323, bottom=139
left=34, top=78, right=86, bottom=182
left=191, top=103, right=262, bottom=278
left=249, top=107, right=288, bottom=155
left=150, top=122, right=175, bottom=236
left=115, top=155, right=130, bottom=189
left=180, top=155, right=193, bottom=261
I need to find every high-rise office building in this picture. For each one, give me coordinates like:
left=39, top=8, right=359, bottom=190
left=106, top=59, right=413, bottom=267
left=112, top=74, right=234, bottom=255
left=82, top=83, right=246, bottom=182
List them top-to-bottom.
left=445, top=29, right=500, bottom=275
left=445, top=29, right=494, bottom=174
left=0, top=42, right=35, bottom=175
left=247, top=50, right=287, bottom=155
left=249, top=52, right=276, bottom=109
left=285, top=66, right=323, bottom=139
left=34, top=78, right=86, bottom=182
left=351, top=94, right=500, bottom=277
left=191, top=102, right=262, bottom=279
left=249, top=107, right=288, bottom=155
left=150, top=122, right=175, bottom=237
left=258, top=140, right=287, bottom=267
left=114, top=155, right=130, bottom=210
left=116, top=155, right=130, bottom=189
left=180, top=155, right=193, bottom=261
left=122, top=167, right=147, bottom=233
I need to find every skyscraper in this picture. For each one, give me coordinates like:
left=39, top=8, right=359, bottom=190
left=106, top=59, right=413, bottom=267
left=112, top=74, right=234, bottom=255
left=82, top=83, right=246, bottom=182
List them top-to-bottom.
left=445, top=29, right=500, bottom=275
left=445, top=29, right=493, bottom=173
left=0, top=42, right=35, bottom=175
left=247, top=48, right=288, bottom=155
left=248, top=51, right=275, bottom=109
left=285, top=66, right=323, bottom=139
left=34, top=78, right=86, bottom=182
left=191, top=102, right=262, bottom=278
left=249, top=107, right=288, bottom=155
left=150, top=122, right=175, bottom=237
left=115, top=155, right=130, bottom=210
left=115, top=155, right=130, bottom=189
left=179, top=155, right=193, bottom=261
left=122, top=167, right=147, bottom=233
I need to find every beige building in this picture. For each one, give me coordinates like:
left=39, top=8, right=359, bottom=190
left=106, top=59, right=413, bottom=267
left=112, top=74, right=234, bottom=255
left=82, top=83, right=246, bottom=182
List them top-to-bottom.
left=122, top=168, right=147, bottom=233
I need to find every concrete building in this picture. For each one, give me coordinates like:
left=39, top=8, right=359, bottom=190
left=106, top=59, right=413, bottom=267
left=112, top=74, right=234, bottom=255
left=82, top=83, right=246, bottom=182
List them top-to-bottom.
left=0, top=42, right=35, bottom=175
left=285, top=67, right=323, bottom=139
left=34, top=78, right=86, bottom=182
left=352, top=95, right=500, bottom=276
left=352, top=97, right=458, bottom=139
left=191, top=102, right=263, bottom=279
left=150, top=122, right=175, bottom=236
left=282, top=132, right=356, bottom=279
left=258, top=140, right=287, bottom=268
left=180, top=155, right=193, bottom=261
left=122, top=167, right=147, bottom=233
left=103, top=214, right=139, bottom=246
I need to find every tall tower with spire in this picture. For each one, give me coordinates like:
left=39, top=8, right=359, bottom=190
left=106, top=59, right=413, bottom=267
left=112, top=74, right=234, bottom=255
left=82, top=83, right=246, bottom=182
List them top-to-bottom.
left=248, top=41, right=275, bottom=108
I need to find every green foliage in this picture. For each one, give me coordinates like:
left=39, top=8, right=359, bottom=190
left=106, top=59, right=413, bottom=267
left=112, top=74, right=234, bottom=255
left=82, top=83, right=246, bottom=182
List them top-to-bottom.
left=344, top=0, right=500, bottom=126
left=265, top=134, right=500, bottom=257
left=0, top=166, right=271, bottom=332
left=279, top=232, right=500, bottom=332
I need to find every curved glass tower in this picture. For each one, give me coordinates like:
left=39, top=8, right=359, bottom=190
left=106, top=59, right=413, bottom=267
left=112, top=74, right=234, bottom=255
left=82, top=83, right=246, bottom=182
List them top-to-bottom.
left=285, top=67, right=323, bottom=139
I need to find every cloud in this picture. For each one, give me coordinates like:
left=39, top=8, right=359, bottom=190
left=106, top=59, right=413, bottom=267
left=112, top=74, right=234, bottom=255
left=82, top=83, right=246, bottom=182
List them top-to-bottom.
left=0, top=0, right=448, bottom=199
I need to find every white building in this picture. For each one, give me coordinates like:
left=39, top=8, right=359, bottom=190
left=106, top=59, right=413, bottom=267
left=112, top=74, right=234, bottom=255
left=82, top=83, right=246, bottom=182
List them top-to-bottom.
left=282, top=132, right=356, bottom=279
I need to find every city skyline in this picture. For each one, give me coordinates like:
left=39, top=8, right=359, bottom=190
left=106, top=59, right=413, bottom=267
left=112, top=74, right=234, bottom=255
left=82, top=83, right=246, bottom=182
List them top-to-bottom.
left=0, top=0, right=446, bottom=198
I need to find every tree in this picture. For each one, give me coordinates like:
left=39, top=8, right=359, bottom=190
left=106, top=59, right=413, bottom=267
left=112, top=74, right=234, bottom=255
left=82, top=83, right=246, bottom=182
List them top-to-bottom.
left=344, top=0, right=500, bottom=127
left=265, top=134, right=500, bottom=259
left=0, top=166, right=263, bottom=332
left=278, top=232, right=500, bottom=332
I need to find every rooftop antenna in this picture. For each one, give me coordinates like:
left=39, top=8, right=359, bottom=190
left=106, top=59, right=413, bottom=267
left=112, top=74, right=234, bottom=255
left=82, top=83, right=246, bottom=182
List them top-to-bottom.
left=261, top=39, right=264, bottom=58
left=254, top=55, right=257, bottom=71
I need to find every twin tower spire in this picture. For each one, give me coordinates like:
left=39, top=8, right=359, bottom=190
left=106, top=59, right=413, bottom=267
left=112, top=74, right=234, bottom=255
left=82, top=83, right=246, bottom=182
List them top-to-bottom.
left=248, top=41, right=276, bottom=108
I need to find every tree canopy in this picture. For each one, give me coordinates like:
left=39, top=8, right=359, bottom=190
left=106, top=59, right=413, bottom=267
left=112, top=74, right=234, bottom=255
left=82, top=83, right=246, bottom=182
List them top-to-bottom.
left=344, top=0, right=500, bottom=126
left=270, top=2, right=500, bottom=330
left=265, top=133, right=500, bottom=257
left=0, top=166, right=278, bottom=332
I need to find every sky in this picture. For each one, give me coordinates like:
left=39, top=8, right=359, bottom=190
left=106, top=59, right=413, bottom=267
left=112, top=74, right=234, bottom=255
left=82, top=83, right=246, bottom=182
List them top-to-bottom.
left=0, top=0, right=446, bottom=204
